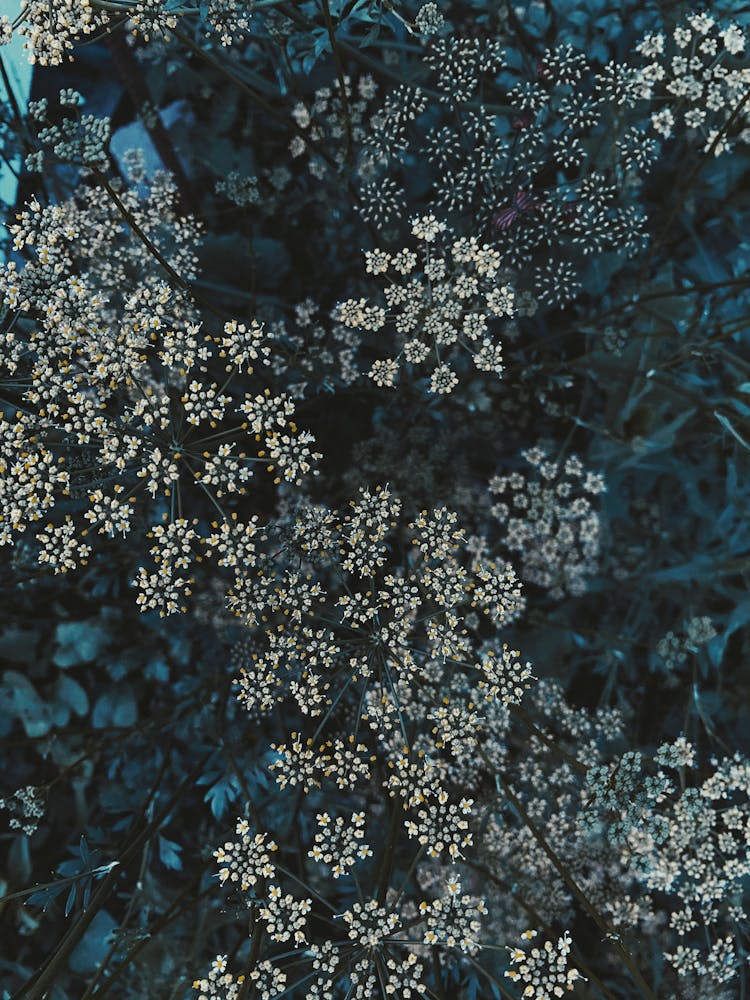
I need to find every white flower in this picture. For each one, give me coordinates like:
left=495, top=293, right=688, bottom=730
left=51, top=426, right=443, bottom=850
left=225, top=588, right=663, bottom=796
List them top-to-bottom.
left=415, top=2, right=445, bottom=36
left=687, top=12, right=715, bottom=35
left=721, top=24, right=746, bottom=55
left=636, top=32, right=664, bottom=57
left=651, top=107, right=674, bottom=138
left=411, top=213, right=447, bottom=242
left=369, top=358, right=399, bottom=387
left=429, top=364, right=458, bottom=394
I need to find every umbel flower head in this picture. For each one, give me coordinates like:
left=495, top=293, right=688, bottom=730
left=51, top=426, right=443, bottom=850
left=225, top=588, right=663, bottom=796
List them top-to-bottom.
left=0, top=166, right=321, bottom=615
left=336, top=215, right=513, bottom=394
left=232, top=485, right=530, bottom=733
left=505, top=929, right=584, bottom=997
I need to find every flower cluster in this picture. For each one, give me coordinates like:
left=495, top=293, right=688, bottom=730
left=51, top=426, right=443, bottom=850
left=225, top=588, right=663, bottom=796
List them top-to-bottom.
left=10, top=0, right=108, bottom=66
left=5, top=4, right=750, bottom=1000
left=637, top=14, right=750, bottom=153
left=359, top=32, right=655, bottom=313
left=291, top=75, right=379, bottom=179
left=33, top=91, right=111, bottom=168
left=0, top=167, right=319, bottom=614
left=336, top=215, right=513, bottom=392
left=489, top=446, right=605, bottom=598
left=187, top=487, right=537, bottom=992
left=233, top=487, right=527, bottom=730
left=654, top=615, right=717, bottom=672
left=626, top=752, right=750, bottom=984
left=0, top=784, right=46, bottom=837
left=308, top=811, right=372, bottom=877
left=214, top=821, right=278, bottom=891
left=419, top=875, right=488, bottom=953
left=505, top=929, right=584, bottom=997
left=192, top=955, right=286, bottom=1000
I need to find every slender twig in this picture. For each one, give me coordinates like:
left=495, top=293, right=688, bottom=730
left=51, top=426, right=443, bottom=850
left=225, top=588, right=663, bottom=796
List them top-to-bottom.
left=91, top=875, right=212, bottom=999
left=236, top=914, right=264, bottom=1000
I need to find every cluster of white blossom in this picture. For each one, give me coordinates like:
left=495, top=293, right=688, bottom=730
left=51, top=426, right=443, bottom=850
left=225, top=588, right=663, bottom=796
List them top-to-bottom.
left=2, top=0, right=108, bottom=66
left=2, top=0, right=256, bottom=59
left=202, top=0, right=254, bottom=46
left=414, top=2, right=444, bottom=37
left=4, top=5, right=749, bottom=999
left=636, top=14, right=750, bottom=153
left=357, top=33, right=654, bottom=309
left=290, top=75, right=379, bottom=179
left=30, top=90, right=112, bottom=169
left=0, top=163, right=319, bottom=614
left=336, top=215, right=513, bottom=393
left=489, top=446, right=605, bottom=598
left=187, top=485, right=558, bottom=995
left=233, top=486, right=527, bottom=730
left=655, top=615, right=718, bottom=672
left=483, top=678, right=639, bottom=933
left=484, top=679, right=750, bottom=991
left=625, top=751, right=750, bottom=984
left=0, top=784, right=46, bottom=837
left=308, top=811, right=372, bottom=877
left=202, top=817, right=503, bottom=998
left=203, top=820, right=481, bottom=997
left=214, top=820, right=277, bottom=891
left=505, top=929, right=584, bottom=997
left=192, top=954, right=286, bottom=1000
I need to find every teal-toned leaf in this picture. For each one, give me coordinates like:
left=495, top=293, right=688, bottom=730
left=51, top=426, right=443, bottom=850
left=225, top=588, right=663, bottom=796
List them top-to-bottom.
left=53, top=621, right=110, bottom=669
left=55, top=675, right=89, bottom=718
left=92, top=686, right=137, bottom=729
left=203, top=775, right=240, bottom=820
left=158, top=835, right=183, bottom=871
left=69, top=911, right=117, bottom=975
